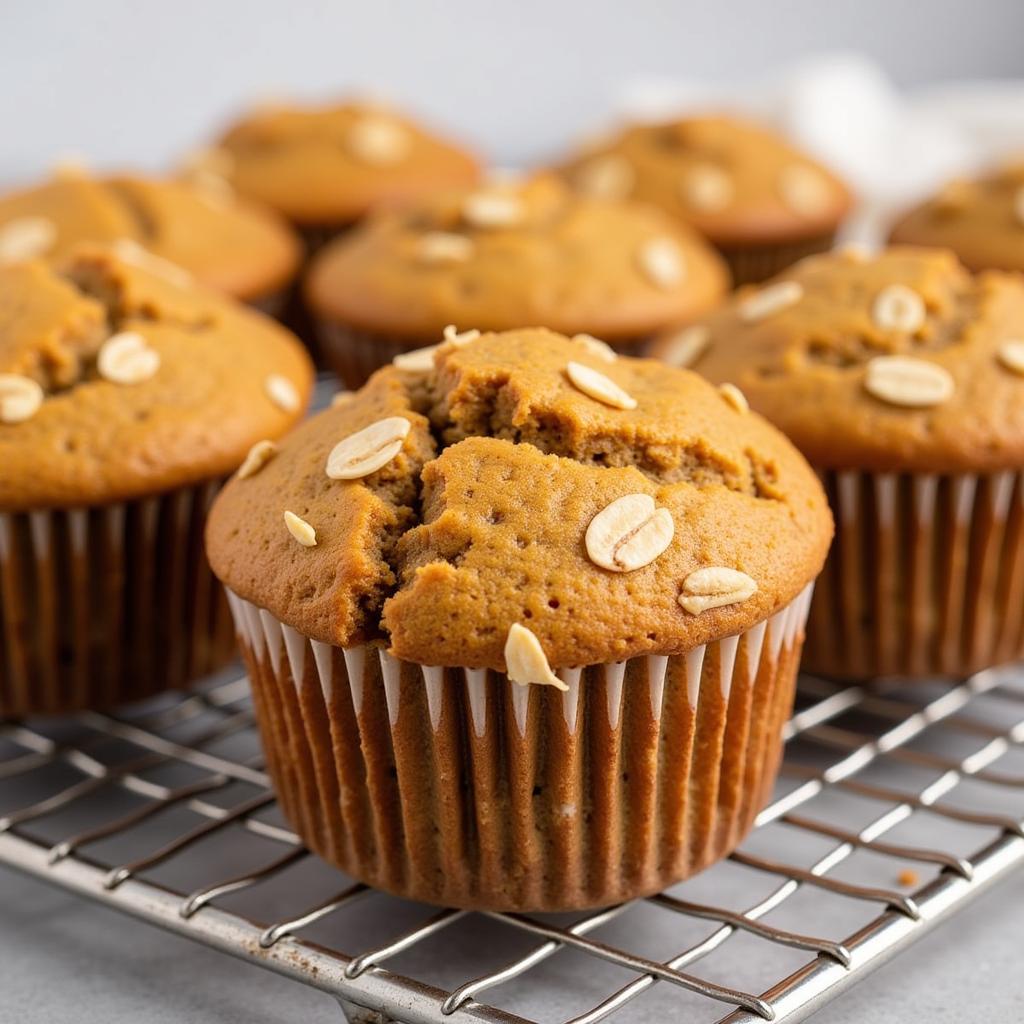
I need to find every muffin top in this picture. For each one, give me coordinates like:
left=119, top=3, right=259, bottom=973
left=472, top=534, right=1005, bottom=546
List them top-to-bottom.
left=209, top=99, right=481, bottom=227
left=561, top=115, right=852, bottom=248
left=889, top=161, right=1024, bottom=273
left=0, top=170, right=301, bottom=303
left=304, top=175, right=730, bottom=343
left=0, top=246, right=314, bottom=510
left=651, top=246, right=1024, bottom=473
left=207, top=328, right=831, bottom=673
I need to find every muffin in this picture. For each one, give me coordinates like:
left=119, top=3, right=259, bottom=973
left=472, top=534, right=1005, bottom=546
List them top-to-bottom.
left=202, top=98, right=481, bottom=248
left=561, top=115, right=853, bottom=285
left=889, top=161, right=1024, bottom=273
left=0, top=168, right=301, bottom=314
left=304, top=174, right=731, bottom=387
left=0, top=245, right=314, bottom=716
left=650, top=246, right=1024, bottom=680
left=206, top=328, right=831, bottom=910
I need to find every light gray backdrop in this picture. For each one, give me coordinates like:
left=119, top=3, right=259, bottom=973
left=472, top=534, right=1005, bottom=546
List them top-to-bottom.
left=2, top=0, right=1023, bottom=183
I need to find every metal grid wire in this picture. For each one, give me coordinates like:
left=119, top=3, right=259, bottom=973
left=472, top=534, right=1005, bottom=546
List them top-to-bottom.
left=2, top=663, right=1024, bottom=1024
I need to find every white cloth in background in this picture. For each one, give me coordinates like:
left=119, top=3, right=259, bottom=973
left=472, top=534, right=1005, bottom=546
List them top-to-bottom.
left=615, top=53, right=1024, bottom=243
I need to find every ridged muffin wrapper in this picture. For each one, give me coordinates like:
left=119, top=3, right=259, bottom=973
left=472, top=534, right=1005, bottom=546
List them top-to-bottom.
left=279, top=224, right=356, bottom=362
left=718, top=232, right=837, bottom=287
left=247, top=289, right=289, bottom=321
left=315, top=321, right=653, bottom=391
left=804, top=468, right=1024, bottom=680
left=0, top=481, right=236, bottom=716
left=226, top=583, right=813, bottom=911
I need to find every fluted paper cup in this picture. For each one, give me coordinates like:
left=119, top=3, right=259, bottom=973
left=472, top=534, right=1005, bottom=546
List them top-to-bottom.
left=719, top=232, right=837, bottom=286
left=247, top=289, right=288, bottom=320
left=315, top=323, right=429, bottom=389
left=804, top=469, right=1024, bottom=680
left=0, top=480, right=236, bottom=717
left=226, top=584, right=813, bottom=911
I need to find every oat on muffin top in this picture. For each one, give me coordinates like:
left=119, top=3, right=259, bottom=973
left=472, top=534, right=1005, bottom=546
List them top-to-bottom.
left=207, top=99, right=481, bottom=227
left=561, top=115, right=852, bottom=248
left=889, top=161, right=1024, bottom=274
left=0, top=171, right=301, bottom=302
left=304, top=175, right=730, bottom=343
left=652, top=245, right=1024, bottom=473
left=0, top=246, right=315, bottom=510
left=206, top=328, right=831, bottom=671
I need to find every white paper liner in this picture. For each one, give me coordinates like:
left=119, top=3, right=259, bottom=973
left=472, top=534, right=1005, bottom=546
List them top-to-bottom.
left=805, top=468, right=1024, bottom=679
left=0, top=481, right=235, bottom=716
left=227, top=583, right=813, bottom=911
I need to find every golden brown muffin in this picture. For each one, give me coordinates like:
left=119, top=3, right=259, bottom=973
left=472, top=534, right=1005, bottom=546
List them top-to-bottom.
left=206, top=99, right=481, bottom=234
left=561, top=115, right=853, bottom=284
left=889, top=161, right=1024, bottom=274
left=0, top=170, right=301, bottom=310
left=304, top=174, right=730, bottom=386
left=651, top=245, right=1024, bottom=679
left=0, top=246, right=315, bottom=715
left=207, top=327, right=831, bottom=910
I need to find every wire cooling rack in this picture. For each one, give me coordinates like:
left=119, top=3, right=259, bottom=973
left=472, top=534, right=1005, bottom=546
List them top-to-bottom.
left=1, top=664, right=1023, bottom=1024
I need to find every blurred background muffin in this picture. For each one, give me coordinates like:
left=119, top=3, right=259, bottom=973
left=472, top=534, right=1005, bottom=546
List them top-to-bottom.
left=199, top=98, right=482, bottom=249
left=560, top=114, right=853, bottom=285
left=889, top=160, right=1024, bottom=273
left=0, top=168, right=301, bottom=314
left=305, top=174, right=730, bottom=386
left=0, top=244, right=314, bottom=715
left=651, top=245, right=1024, bottom=680
left=206, top=327, right=831, bottom=910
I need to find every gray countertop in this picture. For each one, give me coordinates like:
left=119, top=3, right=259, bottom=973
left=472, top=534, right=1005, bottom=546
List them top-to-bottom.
left=1, top=860, right=1021, bottom=1022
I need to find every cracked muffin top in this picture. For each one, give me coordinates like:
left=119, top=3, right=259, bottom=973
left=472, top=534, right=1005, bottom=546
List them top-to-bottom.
left=207, top=99, right=481, bottom=227
left=560, top=115, right=852, bottom=248
left=889, top=161, right=1024, bottom=274
left=0, top=170, right=301, bottom=303
left=304, top=175, right=730, bottom=344
left=0, top=246, right=315, bottom=510
left=649, top=246, right=1024, bottom=473
left=206, top=328, right=832, bottom=671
